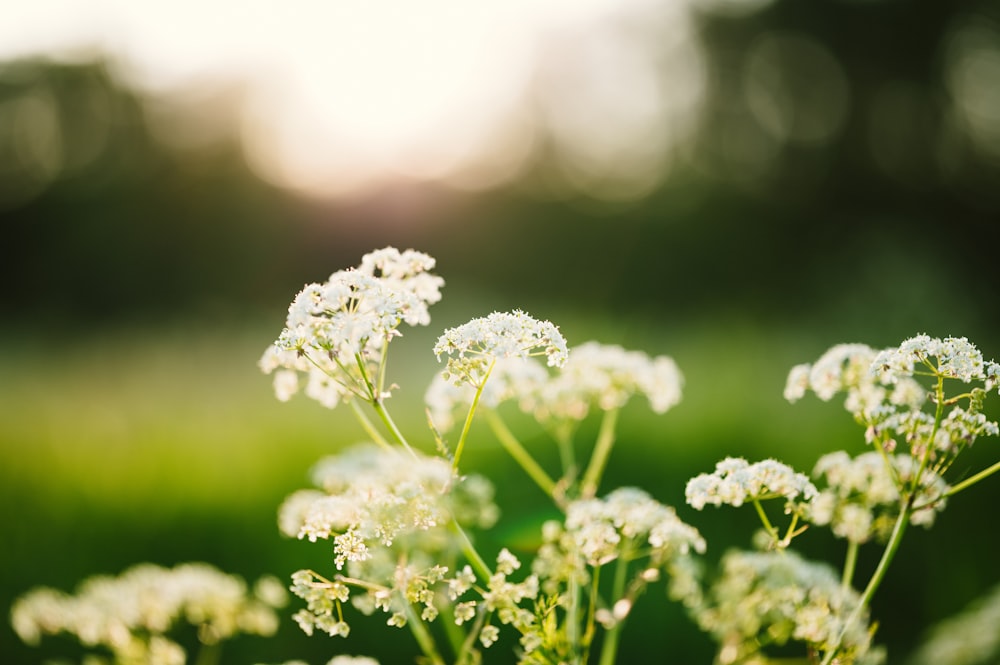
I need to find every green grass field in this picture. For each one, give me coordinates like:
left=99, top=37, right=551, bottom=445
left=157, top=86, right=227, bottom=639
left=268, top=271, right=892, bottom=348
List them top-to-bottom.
left=4, top=313, right=999, bottom=664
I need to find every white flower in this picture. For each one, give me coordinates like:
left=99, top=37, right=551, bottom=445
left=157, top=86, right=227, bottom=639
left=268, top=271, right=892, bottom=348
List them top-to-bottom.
left=261, top=247, right=443, bottom=408
left=357, top=247, right=444, bottom=326
left=433, top=310, right=568, bottom=388
left=872, top=334, right=1000, bottom=386
left=524, top=341, right=683, bottom=423
left=786, top=342, right=926, bottom=419
left=279, top=444, right=497, bottom=565
left=810, top=450, right=948, bottom=541
left=686, top=457, right=817, bottom=511
left=542, top=487, right=705, bottom=571
left=692, top=550, right=877, bottom=663
left=10, top=563, right=283, bottom=659
left=326, top=657, right=382, bottom=665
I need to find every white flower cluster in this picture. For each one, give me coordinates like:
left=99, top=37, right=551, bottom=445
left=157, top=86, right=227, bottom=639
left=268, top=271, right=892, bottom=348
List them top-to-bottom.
left=259, top=247, right=443, bottom=408
left=432, top=310, right=568, bottom=389
left=872, top=334, right=1000, bottom=387
left=424, top=341, right=683, bottom=432
left=525, top=341, right=683, bottom=423
left=784, top=343, right=926, bottom=418
left=866, top=406, right=999, bottom=464
left=278, top=444, right=498, bottom=569
left=809, top=451, right=948, bottom=542
left=685, top=457, right=818, bottom=511
left=532, top=486, right=705, bottom=620
left=564, top=487, right=705, bottom=566
left=475, top=549, right=540, bottom=649
left=692, top=549, right=883, bottom=665
left=11, top=563, right=285, bottom=664
left=258, top=657, right=380, bottom=665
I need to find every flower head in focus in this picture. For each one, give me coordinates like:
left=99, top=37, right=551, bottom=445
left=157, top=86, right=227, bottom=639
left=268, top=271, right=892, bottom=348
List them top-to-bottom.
left=260, top=247, right=443, bottom=409
left=433, top=310, right=568, bottom=389
left=685, top=457, right=817, bottom=512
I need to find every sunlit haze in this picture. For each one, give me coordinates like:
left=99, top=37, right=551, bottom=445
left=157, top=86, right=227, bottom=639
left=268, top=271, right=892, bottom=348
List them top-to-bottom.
left=1, top=0, right=710, bottom=200
left=5, top=0, right=997, bottom=204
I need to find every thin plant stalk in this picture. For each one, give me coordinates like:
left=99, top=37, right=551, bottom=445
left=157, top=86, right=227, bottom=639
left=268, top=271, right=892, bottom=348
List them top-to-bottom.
left=452, top=360, right=494, bottom=471
left=371, top=397, right=417, bottom=457
left=349, top=399, right=392, bottom=450
left=580, top=408, right=620, bottom=498
left=484, top=409, right=557, bottom=497
left=552, top=422, right=578, bottom=480
left=942, top=459, right=1000, bottom=499
left=751, top=499, right=779, bottom=544
left=821, top=499, right=911, bottom=665
left=450, top=518, right=493, bottom=581
left=841, top=540, right=859, bottom=592
left=596, top=556, right=631, bottom=665
left=438, top=602, right=467, bottom=660
left=405, top=604, right=447, bottom=665
left=193, top=641, right=221, bottom=665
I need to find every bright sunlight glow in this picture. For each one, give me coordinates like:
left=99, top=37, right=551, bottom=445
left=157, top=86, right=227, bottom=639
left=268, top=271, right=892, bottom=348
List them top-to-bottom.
left=2, top=0, right=707, bottom=200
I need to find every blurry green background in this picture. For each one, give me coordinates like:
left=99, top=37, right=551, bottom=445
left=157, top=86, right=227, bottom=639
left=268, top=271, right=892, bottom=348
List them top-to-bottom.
left=3, top=0, right=1000, bottom=663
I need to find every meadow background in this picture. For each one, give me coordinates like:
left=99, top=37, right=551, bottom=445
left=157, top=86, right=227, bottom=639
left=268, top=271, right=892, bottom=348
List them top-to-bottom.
left=3, top=1, right=1000, bottom=663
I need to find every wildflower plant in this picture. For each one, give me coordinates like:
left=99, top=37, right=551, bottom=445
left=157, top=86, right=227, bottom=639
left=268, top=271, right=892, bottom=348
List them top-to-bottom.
left=12, top=247, right=1000, bottom=665
left=10, top=563, right=286, bottom=665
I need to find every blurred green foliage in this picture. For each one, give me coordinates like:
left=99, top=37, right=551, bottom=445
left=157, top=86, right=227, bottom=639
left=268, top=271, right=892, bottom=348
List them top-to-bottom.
left=3, top=0, right=1000, bottom=662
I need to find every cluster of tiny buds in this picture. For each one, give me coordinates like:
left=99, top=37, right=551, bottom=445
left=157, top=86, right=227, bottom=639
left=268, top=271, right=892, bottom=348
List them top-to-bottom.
left=259, top=246, right=444, bottom=408
left=433, top=309, right=569, bottom=388
left=872, top=334, right=1000, bottom=387
left=424, top=341, right=684, bottom=432
left=809, top=450, right=948, bottom=542
left=685, top=457, right=818, bottom=511
left=692, top=549, right=881, bottom=665
left=11, top=563, right=286, bottom=664
left=258, top=655, right=382, bottom=665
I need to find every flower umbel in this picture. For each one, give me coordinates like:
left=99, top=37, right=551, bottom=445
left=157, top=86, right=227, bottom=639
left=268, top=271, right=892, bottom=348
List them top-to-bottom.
left=259, top=247, right=443, bottom=409
left=433, top=309, right=568, bottom=389
left=10, top=563, right=285, bottom=664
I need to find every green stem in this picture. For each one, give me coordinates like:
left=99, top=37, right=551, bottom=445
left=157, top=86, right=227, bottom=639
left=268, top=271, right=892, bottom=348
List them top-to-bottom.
left=376, top=337, right=390, bottom=398
left=452, top=361, right=494, bottom=471
left=908, top=375, right=946, bottom=497
left=371, top=397, right=417, bottom=458
left=349, top=399, right=392, bottom=450
left=581, top=408, right=620, bottom=498
left=484, top=409, right=557, bottom=498
left=553, top=425, right=578, bottom=482
left=942, top=459, right=1000, bottom=499
left=751, top=499, right=779, bottom=545
left=820, top=503, right=911, bottom=665
left=450, top=518, right=493, bottom=581
left=841, top=540, right=858, bottom=591
left=597, top=556, right=631, bottom=665
left=581, top=566, right=601, bottom=665
left=567, top=578, right=581, bottom=663
left=438, top=602, right=467, bottom=661
left=405, top=604, right=446, bottom=665
left=193, top=640, right=221, bottom=665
